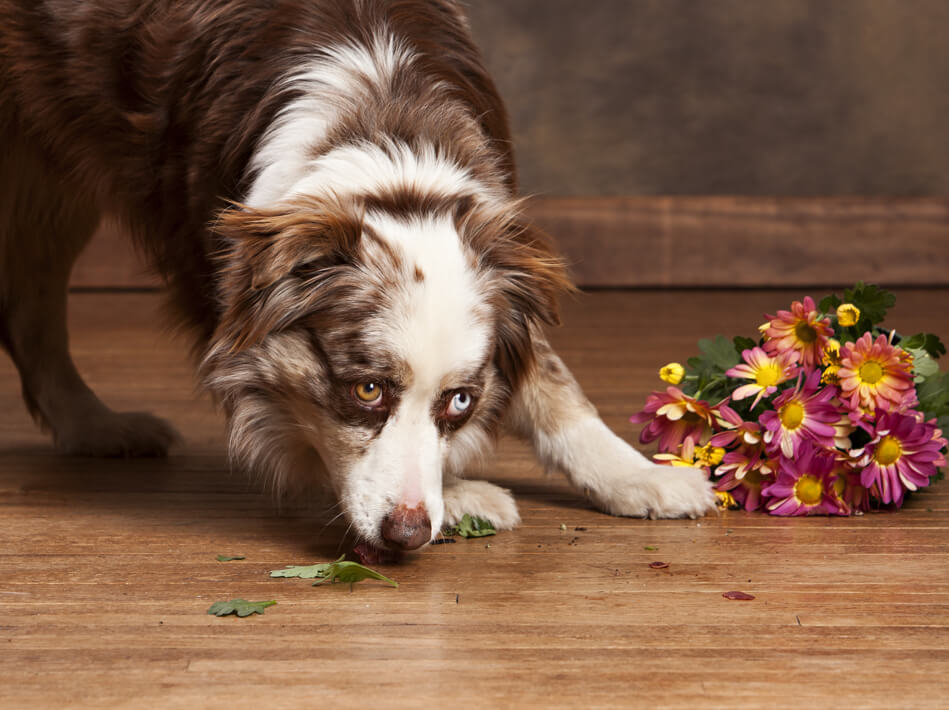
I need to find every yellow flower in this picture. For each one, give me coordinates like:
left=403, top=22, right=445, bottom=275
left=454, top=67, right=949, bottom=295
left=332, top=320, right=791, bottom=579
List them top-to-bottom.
left=836, top=303, right=861, bottom=327
left=659, top=362, right=685, bottom=385
left=821, top=364, right=840, bottom=385
left=695, top=442, right=725, bottom=468
left=715, top=490, right=739, bottom=509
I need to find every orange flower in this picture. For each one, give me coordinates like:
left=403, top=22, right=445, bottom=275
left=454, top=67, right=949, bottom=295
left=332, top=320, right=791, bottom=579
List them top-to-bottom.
left=760, top=296, right=833, bottom=368
left=838, top=332, right=915, bottom=413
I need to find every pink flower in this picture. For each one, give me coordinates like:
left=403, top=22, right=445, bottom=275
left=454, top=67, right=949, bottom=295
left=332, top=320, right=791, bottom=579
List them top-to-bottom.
left=760, top=296, right=834, bottom=369
left=838, top=332, right=915, bottom=414
left=726, top=347, right=798, bottom=409
left=759, top=370, right=840, bottom=458
left=630, top=387, right=716, bottom=453
left=709, top=403, right=763, bottom=448
left=852, top=411, right=947, bottom=506
left=762, top=444, right=845, bottom=516
left=714, top=446, right=775, bottom=512
left=831, top=458, right=872, bottom=515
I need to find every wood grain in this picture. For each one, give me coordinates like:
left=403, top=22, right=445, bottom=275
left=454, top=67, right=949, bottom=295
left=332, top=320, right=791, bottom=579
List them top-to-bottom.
left=527, top=196, right=949, bottom=288
left=69, top=197, right=949, bottom=289
left=1, top=289, right=948, bottom=709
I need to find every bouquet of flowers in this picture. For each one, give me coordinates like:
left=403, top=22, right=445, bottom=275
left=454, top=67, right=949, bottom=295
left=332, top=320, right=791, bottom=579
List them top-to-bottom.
left=630, top=283, right=949, bottom=515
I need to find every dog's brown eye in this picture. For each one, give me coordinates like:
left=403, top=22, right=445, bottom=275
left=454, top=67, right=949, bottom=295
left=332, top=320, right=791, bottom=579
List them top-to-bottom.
left=353, top=382, right=384, bottom=406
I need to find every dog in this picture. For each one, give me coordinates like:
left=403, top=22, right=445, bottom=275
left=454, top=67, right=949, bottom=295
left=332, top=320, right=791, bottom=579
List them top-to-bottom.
left=0, top=0, right=714, bottom=553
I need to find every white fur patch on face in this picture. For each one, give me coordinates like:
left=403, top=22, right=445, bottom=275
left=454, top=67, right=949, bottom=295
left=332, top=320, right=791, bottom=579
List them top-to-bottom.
left=245, top=33, right=417, bottom=207
left=284, top=140, right=489, bottom=206
left=366, top=211, right=491, bottom=390
left=338, top=212, right=493, bottom=544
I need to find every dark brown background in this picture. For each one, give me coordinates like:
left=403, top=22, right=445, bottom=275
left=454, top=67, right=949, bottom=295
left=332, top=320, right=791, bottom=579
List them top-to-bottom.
left=466, top=0, right=949, bottom=196
left=71, top=1, right=949, bottom=288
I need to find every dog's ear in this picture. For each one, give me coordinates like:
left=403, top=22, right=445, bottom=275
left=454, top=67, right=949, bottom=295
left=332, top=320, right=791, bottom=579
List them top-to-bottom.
left=211, top=198, right=363, bottom=349
left=214, top=198, right=362, bottom=291
left=459, top=203, right=574, bottom=388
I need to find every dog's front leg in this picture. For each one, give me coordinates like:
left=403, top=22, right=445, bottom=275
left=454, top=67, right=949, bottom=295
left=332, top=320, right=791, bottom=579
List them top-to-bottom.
left=504, top=329, right=716, bottom=519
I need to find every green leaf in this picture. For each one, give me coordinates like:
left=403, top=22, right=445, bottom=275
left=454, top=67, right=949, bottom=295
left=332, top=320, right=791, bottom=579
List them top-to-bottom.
left=842, top=282, right=896, bottom=329
left=819, top=293, right=843, bottom=314
left=903, top=332, right=946, bottom=360
left=697, top=335, right=741, bottom=371
left=733, top=336, right=757, bottom=354
left=907, top=348, right=940, bottom=382
left=917, top=371, right=949, bottom=419
left=443, top=514, right=497, bottom=538
left=216, top=554, right=245, bottom=562
left=270, top=555, right=345, bottom=579
left=271, top=555, right=398, bottom=588
left=312, top=560, right=399, bottom=588
left=207, top=599, right=276, bottom=617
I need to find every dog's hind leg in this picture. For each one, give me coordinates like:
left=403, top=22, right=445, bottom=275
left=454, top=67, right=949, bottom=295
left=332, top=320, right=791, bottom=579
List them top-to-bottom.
left=0, top=131, right=178, bottom=456
left=503, top=328, right=716, bottom=519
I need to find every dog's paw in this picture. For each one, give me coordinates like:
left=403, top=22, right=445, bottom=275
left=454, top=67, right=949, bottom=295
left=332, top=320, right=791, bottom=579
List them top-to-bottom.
left=55, top=410, right=180, bottom=458
left=593, top=464, right=717, bottom=520
left=442, top=479, right=521, bottom=530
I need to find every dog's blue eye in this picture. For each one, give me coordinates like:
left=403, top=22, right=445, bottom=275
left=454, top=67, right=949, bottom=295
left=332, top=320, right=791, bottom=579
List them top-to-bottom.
left=447, top=391, right=472, bottom=417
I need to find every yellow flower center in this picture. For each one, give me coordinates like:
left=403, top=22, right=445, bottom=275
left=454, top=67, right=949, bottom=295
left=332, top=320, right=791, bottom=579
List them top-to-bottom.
left=795, top=322, right=818, bottom=343
left=858, top=360, right=884, bottom=385
left=755, top=363, right=782, bottom=387
left=780, top=401, right=805, bottom=430
left=874, top=436, right=902, bottom=466
left=696, top=443, right=725, bottom=467
left=740, top=469, right=764, bottom=488
left=793, top=474, right=824, bottom=506
left=833, top=475, right=847, bottom=496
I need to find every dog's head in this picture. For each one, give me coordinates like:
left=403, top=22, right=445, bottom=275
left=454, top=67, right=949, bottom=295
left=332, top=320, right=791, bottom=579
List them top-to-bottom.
left=203, top=192, right=568, bottom=549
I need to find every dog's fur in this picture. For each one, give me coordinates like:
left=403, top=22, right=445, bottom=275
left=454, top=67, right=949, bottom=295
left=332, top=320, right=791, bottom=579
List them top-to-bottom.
left=0, top=0, right=714, bottom=551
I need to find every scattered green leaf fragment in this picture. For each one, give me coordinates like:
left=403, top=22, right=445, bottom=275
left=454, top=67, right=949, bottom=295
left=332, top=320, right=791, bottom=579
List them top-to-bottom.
left=443, top=514, right=497, bottom=538
left=644, top=545, right=658, bottom=551
left=216, top=554, right=245, bottom=562
left=271, top=555, right=398, bottom=588
left=271, top=557, right=341, bottom=579
left=207, top=599, right=275, bottom=617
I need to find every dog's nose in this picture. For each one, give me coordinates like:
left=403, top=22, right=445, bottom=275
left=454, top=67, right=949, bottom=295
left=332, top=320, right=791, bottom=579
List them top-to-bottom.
left=380, top=503, right=431, bottom=550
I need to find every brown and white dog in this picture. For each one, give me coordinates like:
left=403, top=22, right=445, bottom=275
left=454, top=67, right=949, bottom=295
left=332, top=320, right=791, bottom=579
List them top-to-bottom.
left=0, top=0, right=714, bottom=553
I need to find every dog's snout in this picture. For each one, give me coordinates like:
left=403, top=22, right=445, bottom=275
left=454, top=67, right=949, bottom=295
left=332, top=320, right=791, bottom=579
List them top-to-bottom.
left=380, top=503, right=431, bottom=550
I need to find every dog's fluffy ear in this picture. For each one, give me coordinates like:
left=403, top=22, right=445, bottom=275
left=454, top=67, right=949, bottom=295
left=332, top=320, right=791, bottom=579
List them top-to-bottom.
left=211, top=198, right=363, bottom=349
left=215, top=198, right=362, bottom=290
left=458, top=201, right=573, bottom=388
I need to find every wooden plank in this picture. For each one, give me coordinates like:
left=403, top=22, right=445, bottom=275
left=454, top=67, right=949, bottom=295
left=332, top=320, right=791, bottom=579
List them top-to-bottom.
left=527, top=196, right=949, bottom=288
left=69, top=197, right=949, bottom=289
left=1, top=289, right=947, bottom=709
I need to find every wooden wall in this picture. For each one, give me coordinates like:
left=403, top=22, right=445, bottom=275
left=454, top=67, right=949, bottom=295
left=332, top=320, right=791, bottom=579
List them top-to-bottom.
left=71, top=197, right=949, bottom=289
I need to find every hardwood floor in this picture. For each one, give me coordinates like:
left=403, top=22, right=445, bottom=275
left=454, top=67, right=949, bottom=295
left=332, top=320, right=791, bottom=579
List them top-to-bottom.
left=1, top=289, right=947, bottom=709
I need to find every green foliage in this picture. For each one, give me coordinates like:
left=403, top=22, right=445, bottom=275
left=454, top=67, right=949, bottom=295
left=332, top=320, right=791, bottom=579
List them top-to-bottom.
left=820, top=282, right=896, bottom=335
left=902, top=332, right=946, bottom=360
left=698, top=335, right=741, bottom=371
left=733, top=336, right=758, bottom=353
left=907, top=348, right=940, bottom=382
left=918, top=371, right=949, bottom=425
left=443, top=514, right=497, bottom=538
left=216, top=555, right=245, bottom=562
left=271, top=555, right=398, bottom=588
left=270, top=558, right=341, bottom=579
left=312, top=560, right=399, bottom=588
left=207, top=599, right=276, bottom=617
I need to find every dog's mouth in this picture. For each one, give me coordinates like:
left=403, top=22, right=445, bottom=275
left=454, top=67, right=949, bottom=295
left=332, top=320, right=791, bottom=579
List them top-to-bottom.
left=349, top=503, right=434, bottom=565
left=352, top=541, right=406, bottom=566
